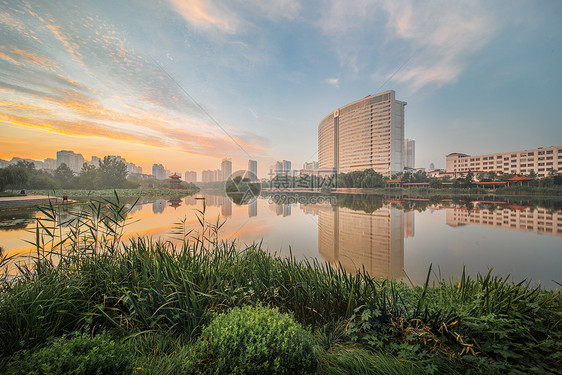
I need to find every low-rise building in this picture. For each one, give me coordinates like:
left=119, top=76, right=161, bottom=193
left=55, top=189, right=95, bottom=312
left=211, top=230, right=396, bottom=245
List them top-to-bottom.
left=446, top=146, right=562, bottom=178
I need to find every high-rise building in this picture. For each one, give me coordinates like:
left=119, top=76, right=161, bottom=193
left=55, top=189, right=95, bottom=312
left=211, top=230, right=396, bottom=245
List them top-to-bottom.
left=318, top=90, right=406, bottom=177
left=404, top=139, right=415, bottom=170
left=445, top=146, right=562, bottom=178
left=56, top=150, right=85, bottom=173
left=88, top=156, right=101, bottom=167
left=43, top=158, right=56, bottom=170
left=221, top=158, right=232, bottom=181
left=248, top=160, right=258, bottom=181
left=282, top=160, right=291, bottom=175
left=274, top=161, right=283, bottom=175
left=303, top=161, right=318, bottom=170
left=152, top=164, right=166, bottom=179
left=184, top=171, right=197, bottom=183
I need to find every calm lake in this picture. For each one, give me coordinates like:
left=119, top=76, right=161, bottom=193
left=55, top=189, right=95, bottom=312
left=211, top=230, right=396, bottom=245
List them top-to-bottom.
left=1, top=193, right=561, bottom=289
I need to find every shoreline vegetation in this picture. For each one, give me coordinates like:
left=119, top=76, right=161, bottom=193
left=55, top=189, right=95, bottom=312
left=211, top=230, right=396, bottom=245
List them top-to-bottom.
left=0, top=197, right=560, bottom=374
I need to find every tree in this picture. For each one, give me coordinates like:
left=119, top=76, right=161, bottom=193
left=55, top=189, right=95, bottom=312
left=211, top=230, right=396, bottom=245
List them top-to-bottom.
left=96, top=157, right=128, bottom=189
left=54, top=163, right=75, bottom=188
left=76, top=163, right=99, bottom=189
left=0, top=166, right=28, bottom=191
left=526, top=169, right=537, bottom=179
left=463, top=170, right=474, bottom=188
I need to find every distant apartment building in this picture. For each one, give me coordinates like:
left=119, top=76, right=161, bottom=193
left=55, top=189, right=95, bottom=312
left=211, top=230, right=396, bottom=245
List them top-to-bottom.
left=318, top=90, right=406, bottom=177
left=404, top=139, right=415, bottom=170
left=446, top=146, right=562, bottom=178
left=56, top=150, right=84, bottom=173
left=88, top=156, right=101, bottom=167
left=10, top=157, right=43, bottom=170
left=43, top=158, right=56, bottom=170
left=221, top=158, right=232, bottom=181
left=248, top=160, right=258, bottom=181
left=272, top=160, right=292, bottom=176
left=302, top=161, right=318, bottom=170
left=127, top=162, right=142, bottom=175
left=152, top=164, right=167, bottom=180
left=202, top=169, right=221, bottom=183
left=184, top=171, right=197, bottom=183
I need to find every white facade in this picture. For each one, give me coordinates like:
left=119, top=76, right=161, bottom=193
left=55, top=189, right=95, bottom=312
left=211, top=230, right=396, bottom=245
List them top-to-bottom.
left=318, top=90, right=406, bottom=177
left=446, top=146, right=562, bottom=178
left=56, top=150, right=85, bottom=173
left=221, top=158, right=232, bottom=181
left=184, top=171, right=197, bottom=183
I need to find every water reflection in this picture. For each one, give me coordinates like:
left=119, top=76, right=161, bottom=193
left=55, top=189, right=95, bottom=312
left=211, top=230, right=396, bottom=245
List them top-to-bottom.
left=1, top=193, right=560, bottom=288
left=152, top=199, right=166, bottom=214
left=248, top=200, right=257, bottom=217
left=315, top=203, right=407, bottom=278
left=446, top=205, right=562, bottom=236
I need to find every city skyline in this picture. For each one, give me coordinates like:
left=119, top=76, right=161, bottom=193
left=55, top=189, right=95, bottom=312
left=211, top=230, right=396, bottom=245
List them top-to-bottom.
left=1, top=1, right=561, bottom=175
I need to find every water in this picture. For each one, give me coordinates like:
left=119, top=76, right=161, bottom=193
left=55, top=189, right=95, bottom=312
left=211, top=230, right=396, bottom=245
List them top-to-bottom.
left=1, top=193, right=561, bottom=289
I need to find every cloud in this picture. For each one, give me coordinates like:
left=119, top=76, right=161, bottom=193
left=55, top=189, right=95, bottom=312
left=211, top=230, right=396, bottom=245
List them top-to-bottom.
left=167, top=0, right=301, bottom=35
left=168, top=0, right=240, bottom=33
left=317, top=0, right=498, bottom=91
left=381, top=0, right=497, bottom=91
left=0, top=1, right=269, bottom=161
left=325, top=77, right=339, bottom=88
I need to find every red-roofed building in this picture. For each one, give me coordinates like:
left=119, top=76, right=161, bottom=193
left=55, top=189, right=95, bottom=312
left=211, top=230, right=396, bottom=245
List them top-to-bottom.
left=169, top=173, right=182, bottom=189
left=503, top=174, right=534, bottom=186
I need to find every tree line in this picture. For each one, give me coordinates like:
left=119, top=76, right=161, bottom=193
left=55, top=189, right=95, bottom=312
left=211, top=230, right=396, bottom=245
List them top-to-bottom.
left=0, top=157, right=138, bottom=191
left=263, top=168, right=562, bottom=191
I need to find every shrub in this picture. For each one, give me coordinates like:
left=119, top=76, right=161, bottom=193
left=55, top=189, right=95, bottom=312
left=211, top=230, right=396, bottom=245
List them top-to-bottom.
left=188, top=305, right=318, bottom=375
left=7, top=332, right=133, bottom=375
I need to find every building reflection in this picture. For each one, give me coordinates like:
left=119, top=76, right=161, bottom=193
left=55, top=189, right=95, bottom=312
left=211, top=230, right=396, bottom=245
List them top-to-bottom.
left=221, top=196, right=232, bottom=217
left=152, top=199, right=166, bottom=214
left=248, top=199, right=257, bottom=217
left=316, top=203, right=406, bottom=279
left=275, top=204, right=291, bottom=217
left=446, top=206, right=562, bottom=236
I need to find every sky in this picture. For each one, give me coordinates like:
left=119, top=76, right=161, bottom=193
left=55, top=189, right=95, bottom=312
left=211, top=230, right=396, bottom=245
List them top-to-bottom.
left=1, top=0, right=561, bottom=176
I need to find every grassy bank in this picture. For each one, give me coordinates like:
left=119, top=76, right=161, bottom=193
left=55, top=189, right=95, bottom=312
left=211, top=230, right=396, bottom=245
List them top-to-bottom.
left=0, top=200, right=560, bottom=374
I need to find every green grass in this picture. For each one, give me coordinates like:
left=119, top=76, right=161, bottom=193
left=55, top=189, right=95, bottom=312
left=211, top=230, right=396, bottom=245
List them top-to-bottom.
left=0, top=197, right=560, bottom=374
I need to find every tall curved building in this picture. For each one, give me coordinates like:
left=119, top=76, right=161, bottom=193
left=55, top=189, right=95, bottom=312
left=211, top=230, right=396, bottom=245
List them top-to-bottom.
left=318, top=90, right=406, bottom=177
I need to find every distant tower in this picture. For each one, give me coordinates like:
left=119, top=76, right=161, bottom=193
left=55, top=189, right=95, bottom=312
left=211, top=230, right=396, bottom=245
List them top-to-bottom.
left=404, top=139, right=415, bottom=170
left=221, top=158, right=232, bottom=181
left=248, top=160, right=258, bottom=181
left=282, top=160, right=291, bottom=176
left=429, top=162, right=435, bottom=170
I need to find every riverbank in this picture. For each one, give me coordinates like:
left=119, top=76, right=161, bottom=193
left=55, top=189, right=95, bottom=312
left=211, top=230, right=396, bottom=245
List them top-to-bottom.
left=7, top=188, right=198, bottom=200
left=0, top=195, right=64, bottom=208
left=0, top=202, right=560, bottom=374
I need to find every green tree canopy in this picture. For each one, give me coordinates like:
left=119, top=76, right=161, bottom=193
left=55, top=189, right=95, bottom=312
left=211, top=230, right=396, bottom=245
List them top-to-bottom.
left=96, top=157, right=128, bottom=189
left=54, top=163, right=75, bottom=188
left=0, top=166, right=28, bottom=191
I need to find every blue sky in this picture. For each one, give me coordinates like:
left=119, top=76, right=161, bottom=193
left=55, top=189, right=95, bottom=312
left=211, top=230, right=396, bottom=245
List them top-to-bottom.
left=1, top=0, right=561, bottom=175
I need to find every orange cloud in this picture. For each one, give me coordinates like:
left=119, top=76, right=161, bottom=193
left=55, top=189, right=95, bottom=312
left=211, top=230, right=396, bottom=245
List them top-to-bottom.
left=168, top=0, right=239, bottom=33
left=45, top=24, right=83, bottom=64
